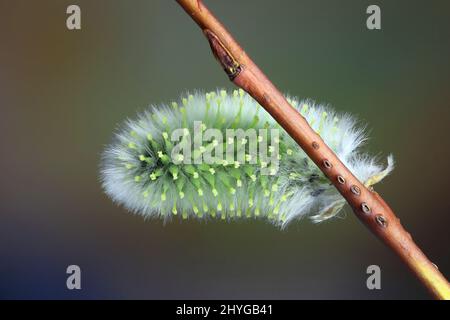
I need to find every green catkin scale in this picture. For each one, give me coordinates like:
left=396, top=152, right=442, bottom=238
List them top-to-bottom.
left=101, top=89, right=393, bottom=227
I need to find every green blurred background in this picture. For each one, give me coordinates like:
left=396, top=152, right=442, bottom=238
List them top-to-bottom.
left=1, top=0, right=449, bottom=299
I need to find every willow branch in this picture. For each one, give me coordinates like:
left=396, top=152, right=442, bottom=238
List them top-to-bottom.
left=176, top=0, right=450, bottom=299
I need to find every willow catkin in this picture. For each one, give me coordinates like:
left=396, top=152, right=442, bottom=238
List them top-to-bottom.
left=100, top=89, right=393, bottom=227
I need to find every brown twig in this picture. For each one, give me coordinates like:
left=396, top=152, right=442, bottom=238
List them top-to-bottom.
left=176, top=0, right=450, bottom=299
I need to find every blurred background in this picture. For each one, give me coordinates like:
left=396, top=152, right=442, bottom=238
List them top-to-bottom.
left=1, top=0, right=449, bottom=299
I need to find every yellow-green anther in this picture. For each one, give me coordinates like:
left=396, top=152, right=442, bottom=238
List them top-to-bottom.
left=239, top=88, right=244, bottom=98
left=220, top=90, right=227, bottom=98
left=233, top=90, right=238, bottom=98
left=206, top=93, right=211, bottom=101
left=188, top=94, right=194, bottom=101
left=182, top=98, right=188, bottom=106
left=171, top=102, right=178, bottom=110
left=301, top=103, right=309, bottom=115
left=179, top=107, right=187, bottom=127
left=309, top=109, right=316, bottom=126
left=318, top=111, right=328, bottom=134
left=250, top=115, right=259, bottom=127
left=162, top=116, right=168, bottom=125
left=130, top=130, right=137, bottom=137
left=162, top=132, right=169, bottom=140
left=147, top=133, right=153, bottom=141
left=258, top=135, right=263, bottom=143
left=227, top=137, right=234, bottom=144
left=241, top=138, right=247, bottom=145
left=128, top=142, right=137, bottom=149
left=269, top=146, right=275, bottom=153
left=287, top=149, right=293, bottom=155
left=157, top=151, right=169, bottom=164
left=175, top=154, right=184, bottom=162
left=245, top=154, right=252, bottom=162
left=222, top=160, right=229, bottom=166
left=234, top=161, right=240, bottom=169
left=260, top=161, right=268, bottom=168
left=125, top=163, right=134, bottom=169
left=169, top=166, right=179, bottom=180
left=270, top=167, right=277, bottom=175
left=209, top=168, right=215, bottom=175
left=193, top=172, right=199, bottom=179
left=289, top=172, right=300, bottom=180
left=175, top=175, right=185, bottom=191
left=251, top=175, right=256, bottom=182
left=260, top=175, right=268, bottom=188
left=134, top=176, right=141, bottom=182
left=236, top=179, right=242, bottom=187
left=272, top=184, right=278, bottom=192
left=198, top=188, right=203, bottom=196
left=212, top=188, right=218, bottom=197
left=229, top=188, right=236, bottom=195
left=264, top=189, right=270, bottom=197
left=143, top=191, right=149, bottom=198
left=280, top=192, right=295, bottom=202
left=161, top=193, right=166, bottom=201
left=269, top=194, right=275, bottom=206
left=249, top=199, right=254, bottom=207
left=217, top=202, right=222, bottom=211
left=172, top=203, right=178, bottom=215
left=230, top=203, right=235, bottom=211
left=274, top=204, right=281, bottom=214
left=193, top=206, right=199, bottom=215
left=255, top=207, right=260, bottom=216
left=237, top=209, right=242, bottom=217
left=182, top=211, right=188, bottom=219
left=221, top=213, right=226, bottom=220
